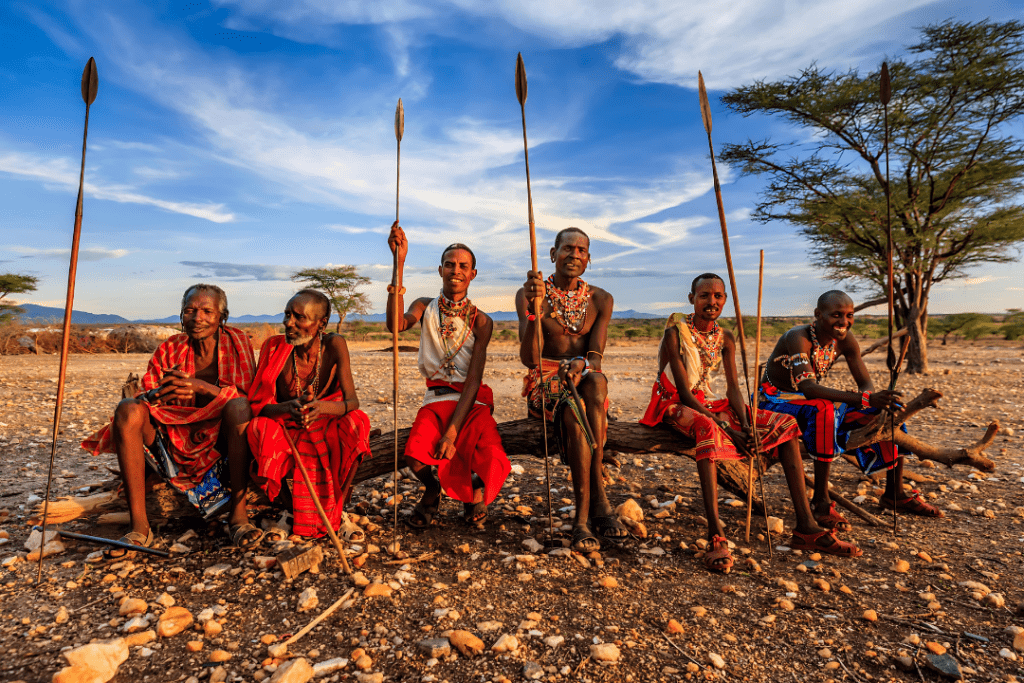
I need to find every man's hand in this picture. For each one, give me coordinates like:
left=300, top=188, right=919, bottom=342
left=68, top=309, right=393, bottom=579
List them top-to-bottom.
left=388, top=221, right=408, bottom=263
left=523, top=270, right=545, bottom=312
left=558, top=359, right=586, bottom=387
left=157, top=369, right=217, bottom=402
left=868, top=389, right=903, bottom=411
left=722, top=424, right=754, bottom=456
left=436, top=431, right=458, bottom=460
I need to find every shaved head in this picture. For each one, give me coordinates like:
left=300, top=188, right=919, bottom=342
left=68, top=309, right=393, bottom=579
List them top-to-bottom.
left=817, top=290, right=853, bottom=311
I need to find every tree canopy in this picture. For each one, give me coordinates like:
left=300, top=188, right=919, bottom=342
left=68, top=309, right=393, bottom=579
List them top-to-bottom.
left=720, top=20, right=1024, bottom=373
left=291, top=266, right=371, bottom=333
left=0, top=273, right=39, bottom=324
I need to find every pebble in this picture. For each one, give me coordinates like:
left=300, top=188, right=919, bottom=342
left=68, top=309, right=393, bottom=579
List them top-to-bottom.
left=765, top=516, right=784, bottom=534
left=521, top=538, right=543, bottom=553
left=254, top=556, right=277, bottom=570
left=890, top=559, right=910, bottom=573
left=203, top=563, right=232, bottom=577
left=456, top=570, right=471, bottom=583
left=596, top=576, right=618, bottom=588
left=812, top=579, right=830, bottom=592
left=363, top=583, right=392, bottom=598
left=297, top=587, right=319, bottom=612
left=155, top=593, right=175, bottom=608
left=983, top=593, right=1006, bottom=608
left=118, top=598, right=148, bottom=616
left=777, top=599, right=795, bottom=611
left=55, top=606, right=69, bottom=624
left=157, top=606, right=193, bottom=638
left=690, top=606, right=707, bottom=618
left=862, top=610, right=878, bottom=622
left=122, top=616, right=150, bottom=633
left=666, top=619, right=684, bottom=634
left=204, top=620, right=223, bottom=638
left=476, top=621, right=503, bottom=632
left=125, top=630, right=156, bottom=647
left=449, top=630, right=484, bottom=657
left=1014, top=631, right=1024, bottom=652
left=492, top=634, right=519, bottom=653
left=542, top=635, right=564, bottom=649
left=53, top=638, right=129, bottom=683
left=417, top=639, right=450, bottom=658
left=187, top=640, right=203, bottom=652
left=925, top=641, right=946, bottom=655
left=590, top=643, right=620, bottom=664
left=818, top=648, right=832, bottom=658
left=1001, top=648, right=1019, bottom=661
left=208, top=649, right=232, bottom=663
left=925, top=652, right=962, bottom=679
left=708, top=653, right=725, bottom=669
left=269, top=658, right=314, bottom=683
left=312, top=658, right=348, bottom=677
left=522, top=661, right=544, bottom=680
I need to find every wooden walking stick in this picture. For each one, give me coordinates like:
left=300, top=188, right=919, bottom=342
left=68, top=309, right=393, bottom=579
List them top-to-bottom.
left=515, top=53, right=555, bottom=541
left=38, top=57, right=98, bottom=584
left=880, top=62, right=899, bottom=535
left=391, top=97, right=404, bottom=553
left=744, top=252, right=768, bottom=545
left=280, top=429, right=352, bottom=575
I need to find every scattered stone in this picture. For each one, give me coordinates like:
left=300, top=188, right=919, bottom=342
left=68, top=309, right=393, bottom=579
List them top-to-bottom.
left=615, top=499, right=644, bottom=523
left=765, top=516, right=784, bottom=534
left=521, top=538, right=543, bottom=553
left=169, top=543, right=191, bottom=554
left=254, top=556, right=277, bottom=570
left=890, top=559, right=910, bottom=573
left=203, top=563, right=232, bottom=577
left=456, top=570, right=471, bottom=583
left=596, top=576, right=618, bottom=588
left=812, top=579, right=830, bottom=592
left=363, top=583, right=393, bottom=598
left=297, top=587, right=319, bottom=612
left=983, top=592, right=1006, bottom=608
left=155, top=593, right=175, bottom=608
left=119, top=598, right=148, bottom=616
left=777, top=599, right=795, bottom=611
left=55, top=606, right=69, bottom=624
left=157, top=606, right=193, bottom=638
left=690, top=606, right=707, bottom=618
left=862, top=609, right=878, bottom=622
left=122, top=615, right=150, bottom=633
left=666, top=619, right=684, bottom=634
left=204, top=620, right=223, bottom=638
left=125, top=630, right=156, bottom=647
left=1014, top=631, right=1024, bottom=652
left=492, top=633, right=519, bottom=653
left=542, top=635, right=564, bottom=649
left=52, top=638, right=129, bottom=683
left=417, top=638, right=451, bottom=658
left=187, top=640, right=203, bottom=652
left=268, top=642, right=289, bottom=659
left=925, top=642, right=947, bottom=655
left=590, top=643, right=620, bottom=664
left=818, top=648, right=832, bottom=658
left=1000, top=648, right=1018, bottom=661
left=208, top=650, right=232, bottom=663
left=708, top=653, right=726, bottom=669
left=925, top=653, right=962, bottom=679
left=354, top=654, right=373, bottom=670
left=270, top=658, right=314, bottom=683
left=312, top=658, right=348, bottom=677
left=522, top=661, right=544, bottom=680
left=354, top=673, right=383, bottom=683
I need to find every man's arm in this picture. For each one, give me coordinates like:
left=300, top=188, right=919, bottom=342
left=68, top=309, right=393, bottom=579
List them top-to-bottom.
left=516, top=276, right=545, bottom=367
left=586, top=288, right=613, bottom=374
left=436, top=313, right=493, bottom=460
left=663, top=326, right=721, bottom=423
left=719, top=330, right=751, bottom=431
left=791, top=331, right=901, bottom=410
left=302, top=336, right=360, bottom=420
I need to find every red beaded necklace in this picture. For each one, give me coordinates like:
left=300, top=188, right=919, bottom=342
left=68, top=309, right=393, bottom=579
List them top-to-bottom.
left=546, top=275, right=590, bottom=335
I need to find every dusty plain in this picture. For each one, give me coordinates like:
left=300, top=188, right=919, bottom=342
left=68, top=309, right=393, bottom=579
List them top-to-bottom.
left=1, top=338, right=1023, bottom=683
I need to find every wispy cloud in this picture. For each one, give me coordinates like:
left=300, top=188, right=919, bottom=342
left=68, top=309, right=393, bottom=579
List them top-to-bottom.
left=0, top=151, right=235, bottom=223
left=9, top=246, right=129, bottom=261
left=180, top=261, right=294, bottom=280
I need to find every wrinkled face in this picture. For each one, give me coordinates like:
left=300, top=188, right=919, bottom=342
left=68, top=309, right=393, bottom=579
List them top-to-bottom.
left=550, top=232, right=590, bottom=279
left=438, top=248, right=476, bottom=298
left=688, top=278, right=727, bottom=323
left=180, top=292, right=222, bottom=341
left=284, top=295, right=327, bottom=346
left=815, top=297, right=855, bottom=341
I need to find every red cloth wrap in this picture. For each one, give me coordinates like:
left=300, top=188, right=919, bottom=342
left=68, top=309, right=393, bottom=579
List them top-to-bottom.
left=81, top=326, right=256, bottom=490
left=246, top=335, right=372, bottom=538
left=640, top=372, right=800, bottom=462
left=405, top=381, right=509, bottom=505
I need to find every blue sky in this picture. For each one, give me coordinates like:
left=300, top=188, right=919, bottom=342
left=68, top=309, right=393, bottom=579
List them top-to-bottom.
left=2, top=0, right=1022, bottom=321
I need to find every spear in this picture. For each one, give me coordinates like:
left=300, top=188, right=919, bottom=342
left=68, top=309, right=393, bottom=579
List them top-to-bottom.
left=515, top=53, right=555, bottom=541
left=37, top=57, right=98, bottom=583
left=880, top=62, right=898, bottom=534
left=391, top=97, right=404, bottom=553
left=744, top=252, right=772, bottom=559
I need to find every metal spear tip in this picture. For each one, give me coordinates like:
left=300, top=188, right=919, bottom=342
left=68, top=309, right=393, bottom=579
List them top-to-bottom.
left=515, top=52, right=527, bottom=105
left=81, top=57, right=98, bottom=105
left=880, top=61, right=891, bottom=105
left=698, top=71, right=712, bottom=134
left=395, top=98, right=404, bottom=142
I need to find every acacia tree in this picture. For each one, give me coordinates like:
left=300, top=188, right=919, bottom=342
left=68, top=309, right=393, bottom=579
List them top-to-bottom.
left=720, top=20, right=1024, bottom=373
left=291, top=266, right=371, bottom=332
left=0, top=273, right=39, bottom=324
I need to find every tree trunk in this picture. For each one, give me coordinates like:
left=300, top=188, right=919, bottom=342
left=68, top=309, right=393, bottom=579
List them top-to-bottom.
left=903, top=303, right=929, bottom=374
left=335, top=314, right=346, bottom=334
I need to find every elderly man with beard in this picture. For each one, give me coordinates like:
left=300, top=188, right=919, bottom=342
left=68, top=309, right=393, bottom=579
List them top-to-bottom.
left=386, top=223, right=509, bottom=529
left=517, top=227, right=625, bottom=552
left=83, top=284, right=259, bottom=554
left=247, top=289, right=372, bottom=539
left=759, top=290, right=943, bottom=536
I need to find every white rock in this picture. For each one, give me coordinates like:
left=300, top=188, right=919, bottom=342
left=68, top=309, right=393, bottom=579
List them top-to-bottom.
left=615, top=499, right=644, bottom=523
left=521, top=538, right=543, bottom=553
left=203, top=563, right=232, bottom=577
left=298, top=587, right=319, bottom=613
left=491, top=633, right=519, bottom=653
left=543, top=635, right=565, bottom=649
left=53, top=638, right=129, bottom=683
left=590, top=643, right=620, bottom=663
left=1000, top=648, right=1018, bottom=661
left=708, top=653, right=726, bottom=669
left=270, top=657, right=314, bottom=683
left=312, top=657, right=348, bottom=677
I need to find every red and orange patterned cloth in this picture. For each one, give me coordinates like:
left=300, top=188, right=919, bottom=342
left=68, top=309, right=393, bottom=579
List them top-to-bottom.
left=82, top=326, right=256, bottom=491
left=246, top=335, right=371, bottom=538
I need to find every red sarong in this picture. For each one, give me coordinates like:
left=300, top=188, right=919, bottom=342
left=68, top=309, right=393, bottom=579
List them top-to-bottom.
left=82, top=326, right=256, bottom=490
left=247, top=335, right=372, bottom=538
left=640, top=372, right=800, bottom=462
left=405, top=381, right=509, bottom=505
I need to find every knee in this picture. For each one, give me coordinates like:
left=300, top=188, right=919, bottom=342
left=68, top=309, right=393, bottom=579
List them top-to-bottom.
left=580, top=373, right=607, bottom=402
left=223, top=397, right=252, bottom=425
left=113, top=398, right=147, bottom=432
left=692, top=413, right=716, bottom=432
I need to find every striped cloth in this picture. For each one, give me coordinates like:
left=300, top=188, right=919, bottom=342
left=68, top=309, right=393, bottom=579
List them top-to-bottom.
left=82, top=326, right=256, bottom=491
left=247, top=335, right=371, bottom=538
left=639, top=371, right=799, bottom=462
left=758, top=381, right=906, bottom=473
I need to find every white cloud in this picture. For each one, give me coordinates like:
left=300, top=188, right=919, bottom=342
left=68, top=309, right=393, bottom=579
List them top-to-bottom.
left=0, top=151, right=235, bottom=223
left=8, top=246, right=129, bottom=261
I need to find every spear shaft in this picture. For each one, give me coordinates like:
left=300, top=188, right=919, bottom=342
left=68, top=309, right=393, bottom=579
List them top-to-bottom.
left=516, top=53, right=555, bottom=540
left=38, top=58, right=98, bottom=583
left=880, top=63, right=898, bottom=535
left=392, top=98, right=404, bottom=552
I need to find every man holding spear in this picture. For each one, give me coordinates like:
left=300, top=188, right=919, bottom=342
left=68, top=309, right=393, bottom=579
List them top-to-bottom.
left=387, top=224, right=509, bottom=528
left=517, top=228, right=624, bottom=552
left=640, top=274, right=858, bottom=572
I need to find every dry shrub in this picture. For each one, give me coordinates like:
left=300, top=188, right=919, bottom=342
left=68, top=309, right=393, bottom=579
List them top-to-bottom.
left=246, top=323, right=279, bottom=351
left=0, top=324, right=173, bottom=355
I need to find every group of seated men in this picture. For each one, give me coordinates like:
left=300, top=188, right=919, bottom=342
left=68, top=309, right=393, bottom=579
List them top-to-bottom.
left=82, top=223, right=942, bottom=571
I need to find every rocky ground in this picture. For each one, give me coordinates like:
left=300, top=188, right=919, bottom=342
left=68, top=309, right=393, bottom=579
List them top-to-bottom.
left=1, top=338, right=1023, bottom=683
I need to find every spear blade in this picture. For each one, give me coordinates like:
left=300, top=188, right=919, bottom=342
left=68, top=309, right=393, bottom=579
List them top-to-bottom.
left=515, top=52, right=527, bottom=106
left=81, top=57, right=98, bottom=105
left=880, top=62, right=891, bottom=106
left=698, top=71, right=712, bottom=135
left=395, top=98, right=404, bottom=143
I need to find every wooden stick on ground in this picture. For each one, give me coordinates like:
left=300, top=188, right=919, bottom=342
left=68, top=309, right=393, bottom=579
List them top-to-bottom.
left=280, top=429, right=352, bottom=575
left=283, top=587, right=355, bottom=648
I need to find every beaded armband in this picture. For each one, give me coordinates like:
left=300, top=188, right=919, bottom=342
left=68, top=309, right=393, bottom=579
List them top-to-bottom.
left=793, top=370, right=816, bottom=385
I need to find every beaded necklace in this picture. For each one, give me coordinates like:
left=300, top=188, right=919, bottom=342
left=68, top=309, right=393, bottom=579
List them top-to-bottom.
left=545, top=275, right=591, bottom=335
left=437, top=292, right=477, bottom=378
left=684, top=313, right=723, bottom=393
left=808, top=322, right=838, bottom=382
left=291, top=334, right=323, bottom=399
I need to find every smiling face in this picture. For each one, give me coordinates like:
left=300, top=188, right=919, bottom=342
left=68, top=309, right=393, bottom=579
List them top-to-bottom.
left=550, top=231, right=590, bottom=280
left=438, top=247, right=476, bottom=300
left=688, top=277, right=727, bottom=326
left=180, top=292, right=222, bottom=342
left=814, top=293, right=855, bottom=342
left=283, top=294, right=328, bottom=347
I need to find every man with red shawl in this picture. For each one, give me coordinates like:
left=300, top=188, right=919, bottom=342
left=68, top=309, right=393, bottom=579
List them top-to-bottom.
left=386, top=222, right=509, bottom=528
left=83, top=284, right=258, bottom=553
left=247, top=289, right=372, bottom=538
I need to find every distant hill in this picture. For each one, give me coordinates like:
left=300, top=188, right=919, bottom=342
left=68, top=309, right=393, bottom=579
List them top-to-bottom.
left=15, top=304, right=131, bottom=325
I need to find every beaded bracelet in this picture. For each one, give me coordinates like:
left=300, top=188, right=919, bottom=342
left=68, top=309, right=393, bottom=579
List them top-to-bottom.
left=861, top=391, right=871, bottom=409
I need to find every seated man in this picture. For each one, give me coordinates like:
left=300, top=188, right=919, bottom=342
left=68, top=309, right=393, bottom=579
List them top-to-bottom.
left=386, top=222, right=510, bottom=527
left=516, top=227, right=626, bottom=552
left=640, top=274, right=859, bottom=572
left=83, top=284, right=259, bottom=552
left=247, top=289, right=372, bottom=538
left=759, top=289, right=943, bottom=530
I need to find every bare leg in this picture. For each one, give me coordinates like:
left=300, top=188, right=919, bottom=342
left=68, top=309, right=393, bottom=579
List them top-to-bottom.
left=578, top=374, right=618, bottom=524
left=222, top=397, right=254, bottom=531
left=111, top=398, right=156, bottom=538
left=777, top=439, right=824, bottom=535
left=882, top=455, right=904, bottom=500
left=404, top=456, right=441, bottom=526
left=696, top=459, right=726, bottom=541
left=811, top=459, right=833, bottom=516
